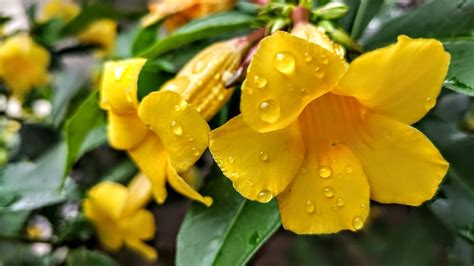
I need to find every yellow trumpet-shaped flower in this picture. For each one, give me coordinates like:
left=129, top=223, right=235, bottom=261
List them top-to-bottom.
left=37, top=0, right=80, bottom=22
left=142, top=0, right=235, bottom=30
left=78, top=19, right=117, bottom=55
left=210, top=28, right=450, bottom=234
left=0, top=34, right=50, bottom=98
left=100, top=38, right=246, bottom=206
left=83, top=174, right=157, bottom=260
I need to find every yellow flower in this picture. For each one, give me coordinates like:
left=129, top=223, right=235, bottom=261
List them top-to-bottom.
left=37, top=0, right=80, bottom=22
left=142, top=0, right=235, bottom=30
left=78, top=19, right=117, bottom=55
left=209, top=29, right=450, bottom=234
left=0, top=34, right=50, bottom=98
left=100, top=39, right=245, bottom=206
left=83, top=174, right=157, bottom=261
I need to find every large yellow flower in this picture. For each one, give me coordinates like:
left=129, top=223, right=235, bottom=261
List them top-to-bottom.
left=142, top=0, right=235, bottom=30
left=78, top=19, right=117, bottom=55
left=209, top=27, right=450, bottom=234
left=0, top=34, right=50, bottom=98
left=100, top=38, right=247, bottom=206
left=83, top=174, right=157, bottom=260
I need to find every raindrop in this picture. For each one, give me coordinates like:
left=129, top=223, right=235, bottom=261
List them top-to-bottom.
left=273, top=52, right=296, bottom=75
left=303, top=52, right=312, bottom=62
left=320, top=54, right=329, bottom=65
left=314, top=67, right=325, bottom=79
left=253, top=75, right=267, bottom=89
left=300, top=88, right=308, bottom=97
left=424, top=96, right=435, bottom=110
left=258, top=99, right=280, bottom=123
left=170, top=120, right=183, bottom=136
left=193, top=151, right=200, bottom=157
left=259, top=151, right=269, bottom=162
left=227, top=156, right=235, bottom=164
left=318, top=166, right=332, bottom=179
left=345, top=166, right=353, bottom=174
left=301, top=167, right=308, bottom=174
left=230, top=172, right=239, bottom=179
left=246, top=180, right=254, bottom=187
left=323, top=187, right=335, bottom=198
left=257, top=190, right=273, bottom=202
left=336, top=198, right=344, bottom=207
left=305, top=200, right=315, bottom=214
left=352, top=216, right=364, bottom=230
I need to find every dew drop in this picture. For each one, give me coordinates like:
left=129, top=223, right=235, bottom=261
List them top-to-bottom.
left=273, top=52, right=296, bottom=75
left=303, top=52, right=312, bottom=62
left=320, top=54, right=329, bottom=65
left=114, top=66, right=125, bottom=80
left=314, top=67, right=325, bottom=79
left=253, top=75, right=267, bottom=89
left=300, top=88, right=308, bottom=97
left=424, top=96, right=435, bottom=110
left=258, top=99, right=280, bottom=123
left=174, top=105, right=181, bottom=112
left=170, top=120, right=183, bottom=136
left=193, top=151, right=200, bottom=157
left=259, top=151, right=269, bottom=162
left=227, top=156, right=235, bottom=164
left=318, top=166, right=332, bottom=179
left=345, top=166, right=353, bottom=174
left=301, top=167, right=308, bottom=174
left=230, top=172, right=240, bottom=179
left=246, top=180, right=254, bottom=187
left=323, top=187, right=335, bottom=198
left=257, top=190, right=273, bottom=202
left=336, top=197, right=344, bottom=207
left=305, top=200, right=315, bottom=214
left=360, top=203, right=367, bottom=209
left=352, top=216, right=364, bottom=230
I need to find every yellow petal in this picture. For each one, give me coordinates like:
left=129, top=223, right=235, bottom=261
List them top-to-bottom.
left=241, top=31, right=346, bottom=133
left=334, top=35, right=450, bottom=124
left=100, top=58, right=146, bottom=115
left=138, top=90, right=210, bottom=172
left=107, top=112, right=148, bottom=150
left=348, top=113, right=448, bottom=205
left=209, top=115, right=304, bottom=202
left=128, top=135, right=168, bottom=204
left=278, top=144, right=370, bottom=234
left=167, top=162, right=213, bottom=206
left=122, top=173, right=153, bottom=216
left=86, top=181, right=128, bottom=220
left=83, top=200, right=123, bottom=251
left=122, top=209, right=155, bottom=239
left=125, top=238, right=158, bottom=261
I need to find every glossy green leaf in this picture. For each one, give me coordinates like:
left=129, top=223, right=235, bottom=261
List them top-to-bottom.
left=339, top=0, right=384, bottom=39
left=362, top=0, right=474, bottom=49
left=139, top=12, right=253, bottom=58
left=131, top=22, right=162, bottom=56
left=444, top=40, right=474, bottom=96
left=137, top=59, right=175, bottom=100
left=64, top=92, right=106, bottom=178
left=0, top=143, right=77, bottom=212
left=176, top=168, right=281, bottom=266
left=0, top=211, right=30, bottom=237
left=67, top=247, right=118, bottom=266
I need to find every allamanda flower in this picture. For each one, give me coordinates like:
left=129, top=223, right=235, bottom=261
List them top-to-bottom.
left=142, top=0, right=234, bottom=30
left=78, top=19, right=117, bottom=55
left=210, top=26, right=450, bottom=234
left=0, top=34, right=50, bottom=98
left=101, top=38, right=247, bottom=206
left=83, top=174, right=157, bottom=260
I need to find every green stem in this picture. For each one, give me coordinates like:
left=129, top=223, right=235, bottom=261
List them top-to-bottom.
left=350, top=0, right=369, bottom=39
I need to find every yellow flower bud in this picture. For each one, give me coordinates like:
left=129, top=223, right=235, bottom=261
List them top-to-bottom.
left=37, top=0, right=80, bottom=22
left=78, top=19, right=117, bottom=55
left=0, top=34, right=50, bottom=98
left=161, top=38, right=249, bottom=121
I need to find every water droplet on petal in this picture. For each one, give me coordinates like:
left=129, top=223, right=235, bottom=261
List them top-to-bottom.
left=274, top=52, right=296, bottom=75
left=304, top=52, right=312, bottom=62
left=320, top=54, right=329, bottom=65
left=114, top=66, right=125, bottom=80
left=314, top=67, right=325, bottom=79
left=253, top=75, right=267, bottom=89
left=300, top=88, right=308, bottom=97
left=424, top=96, right=435, bottom=110
left=258, top=99, right=280, bottom=123
left=174, top=105, right=182, bottom=112
left=170, top=120, right=183, bottom=136
left=193, top=151, right=200, bottom=157
left=259, top=151, right=268, bottom=162
left=227, top=156, right=235, bottom=164
left=318, top=166, right=332, bottom=179
left=345, top=166, right=353, bottom=174
left=301, top=167, right=308, bottom=174
left=230, top=172, right=239, bottom=179
left=246, top=180, right=254, bottom=187
left=323, top=187, right=335, bottom=198
left=257, top=190, right=273, bottom=202
left=336, top=197, right=344, bottom=207
left=305, top=200, right=315, bottom=214
left=360, top=203, right=367, bottom=209
left=352, top=216, right=364, bottom=230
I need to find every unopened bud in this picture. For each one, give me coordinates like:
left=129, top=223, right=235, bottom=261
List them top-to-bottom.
left=313, top=2, right=349, bottom=20
left=318, top=20, right=362, bottom=52
left=291, top=22, right=346, bottom=58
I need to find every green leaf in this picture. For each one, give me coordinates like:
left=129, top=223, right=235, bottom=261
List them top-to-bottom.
left=339, top=0, right=384, bottom=39
left=362, top=0, right=474, bottom=49
left=139, top=12, right=253, bottom=58
left=131, top=22, right=162, bottom=56
left=443, top=40, right=474, bottom=96
left=137, top=59, right=175, bottom=100
left=50, top=70, right=86, bottom=127
left=64, top=92, right=106, bottom=178
left=0, top=143, right=77, bottom=212
left=100, top=159, right=137, bottom=185
left=176, top=168, right=281, bottom=266
left=0, top=211, right=30, bottom=237
left=67, top=247, right=118, bottom=266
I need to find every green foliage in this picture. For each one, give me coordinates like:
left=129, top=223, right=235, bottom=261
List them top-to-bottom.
left=139, top=12, right=253, bottom=58
left=444, top=40, right=474, bottom=95
left=136, top=59, right=175, bottom=100
left=176, top=168, right=281, bottom=266
left=67, top=247, right=118, bottom=266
